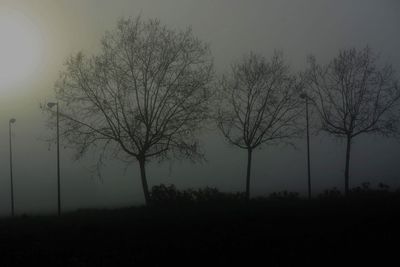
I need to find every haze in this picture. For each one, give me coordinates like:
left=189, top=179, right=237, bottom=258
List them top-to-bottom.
left=0, top=0, right=399, bottom=215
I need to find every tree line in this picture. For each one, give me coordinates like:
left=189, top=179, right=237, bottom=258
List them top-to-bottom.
left=44, top=16, right=400, bottom=204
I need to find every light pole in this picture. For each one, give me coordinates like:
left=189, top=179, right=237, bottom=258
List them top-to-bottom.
left=300, top=93, right=311, bottom=199
left=48, top=102, right=61, bottom=216
left=9, top=118, right=16, bottom=216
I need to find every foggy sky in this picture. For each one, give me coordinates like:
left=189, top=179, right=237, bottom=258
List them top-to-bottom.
left=0, top=0, right=399, bottom=215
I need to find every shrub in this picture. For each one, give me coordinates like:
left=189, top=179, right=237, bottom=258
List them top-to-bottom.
left=150, top=184, right=245, bottom=205
left=318, top=187, right=342, bottom=199
left=268, top=191, right=300, bottom=200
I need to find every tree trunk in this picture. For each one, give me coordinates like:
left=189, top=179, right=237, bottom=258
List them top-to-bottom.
left=344, top=135, right=352, bottom=196
left=245, top=148, right=253, bottom=201
left=138, top=157, right=151, bottom=205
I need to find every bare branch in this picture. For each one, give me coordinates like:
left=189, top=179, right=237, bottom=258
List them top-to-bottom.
left=216, top=52, right=303, bottom=150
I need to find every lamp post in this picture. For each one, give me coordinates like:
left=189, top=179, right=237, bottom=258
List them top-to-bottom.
left=300, top=93, right=311, bottom=199
left=48, top=102, right=61, bottom=216
left=9, top=118, right=16, bottom=216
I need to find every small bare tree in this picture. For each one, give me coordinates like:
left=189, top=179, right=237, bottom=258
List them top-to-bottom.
left=44, top=17, right=213, bottom=204
left=305, top=47, right=400, bottom=195
left=217, top=52, right=302, bottom=200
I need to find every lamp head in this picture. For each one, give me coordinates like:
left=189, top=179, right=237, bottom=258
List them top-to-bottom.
left=47, top=102, right=57, bottom=108
left=9, top=118, right=16, bottom=123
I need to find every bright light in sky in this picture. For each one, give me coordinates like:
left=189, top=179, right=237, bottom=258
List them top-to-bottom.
left=0, top=8, right=44, bottom=90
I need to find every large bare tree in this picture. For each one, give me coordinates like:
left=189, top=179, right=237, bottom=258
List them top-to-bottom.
left=45, top=17, right=214, bottom=204
left=305, top=47, right=400, bottom=195
left=217, top=52, right=302, bottom=200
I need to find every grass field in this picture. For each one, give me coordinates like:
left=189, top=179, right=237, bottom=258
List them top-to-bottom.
left=0, top=187, right=399, bottom=266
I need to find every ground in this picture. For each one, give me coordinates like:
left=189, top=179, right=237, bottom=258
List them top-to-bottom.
left=0, top=193, right=399, bottom=266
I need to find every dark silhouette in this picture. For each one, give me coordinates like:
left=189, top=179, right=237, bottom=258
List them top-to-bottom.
left=43, top=17, right=214, bottom=205
left=305, top=47, right=400, bottom=196
left=216, top=52, right=303, bottom=200
left=300, top=93, right=312, bottom=199
left=47, top=102, right=61, bottom=215
left=9, top=118, right=16, bottom=216
left=1, top=183, right=400, bottom=266
left=150, top=184, right=246, bottom=205
left=268, top=190, right=300, bottom=200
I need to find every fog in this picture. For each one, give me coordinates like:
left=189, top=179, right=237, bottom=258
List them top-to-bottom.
left=0, top=0, right=399, bottom=215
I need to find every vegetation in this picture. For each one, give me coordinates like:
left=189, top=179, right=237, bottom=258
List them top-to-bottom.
left=0, top=8, right=398, bottom=266
left=41, top=16, right=400, bottom=204
left=44, top=17, right=213, bottom=204
left=305, top=47, right=400, bottom=195
left=216, top=52, right=302, bottom=200
left=1, top=184, right=399, bottom=265
left=150, top=184, right=246, bottom=205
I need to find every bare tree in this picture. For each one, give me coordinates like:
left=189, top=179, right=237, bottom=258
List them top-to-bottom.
left=44, top=17, right=214, bottom=205
left=305, top=47, right=400, bottom=195
left=217, top=52, right=302, bottom=200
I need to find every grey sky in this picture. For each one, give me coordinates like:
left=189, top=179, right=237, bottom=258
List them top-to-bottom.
left=0, top=0, right=399, bottom=215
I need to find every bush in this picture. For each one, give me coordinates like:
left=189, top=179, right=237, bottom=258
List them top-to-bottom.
left=318, top=182, right=393, bottom=199
left=349, top=182, right=391, bottom=197
left=150, top=184, right=245, bottom=205
left=150, top=184, right=183, bottom=203
left=318, top=187, right=342, bottom=199
left=268, top=191, right=300, bottom=200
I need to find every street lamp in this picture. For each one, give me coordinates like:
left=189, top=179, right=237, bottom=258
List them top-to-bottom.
left=300, top=93, right=311, bottom=199
left=48, top=102, right=61, bottom=216
left=9, top=118, right=16, bottom=216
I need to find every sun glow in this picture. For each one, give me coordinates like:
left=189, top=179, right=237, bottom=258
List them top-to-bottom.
left=0, top=8, right=44, bottom=90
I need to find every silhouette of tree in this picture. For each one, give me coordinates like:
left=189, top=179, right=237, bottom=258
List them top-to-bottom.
left=44, top=17, right=214, bottom=204
left=305, top=47, right=400, bottom=196
left=216, top=52, right=303, bottom=200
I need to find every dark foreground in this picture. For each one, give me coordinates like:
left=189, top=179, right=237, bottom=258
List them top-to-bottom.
left=0, top=193, right=399, bottom=266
